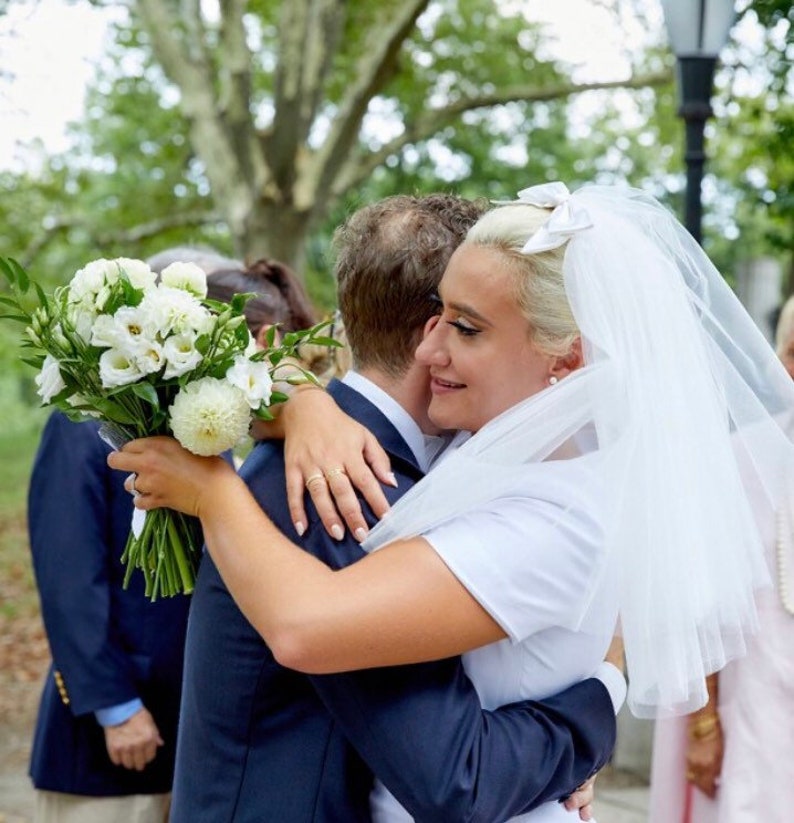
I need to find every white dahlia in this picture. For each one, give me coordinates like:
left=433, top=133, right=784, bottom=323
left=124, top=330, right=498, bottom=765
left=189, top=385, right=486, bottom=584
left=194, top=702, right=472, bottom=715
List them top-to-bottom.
left=169, top=377, right=250, bottom=456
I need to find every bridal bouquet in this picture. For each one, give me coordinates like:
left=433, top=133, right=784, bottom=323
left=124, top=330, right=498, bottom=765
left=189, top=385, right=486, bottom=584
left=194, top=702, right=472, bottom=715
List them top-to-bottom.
left=0, top=255, right=334, bottom=598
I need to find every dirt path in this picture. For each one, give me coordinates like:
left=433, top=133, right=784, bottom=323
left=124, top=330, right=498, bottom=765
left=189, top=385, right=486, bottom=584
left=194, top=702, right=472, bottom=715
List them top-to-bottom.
left=0, top=597, right=49, bottom=822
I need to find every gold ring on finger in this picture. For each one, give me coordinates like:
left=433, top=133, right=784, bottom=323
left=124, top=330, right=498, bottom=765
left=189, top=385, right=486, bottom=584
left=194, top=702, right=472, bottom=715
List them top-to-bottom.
left=305, top=473, right=326, bottom=489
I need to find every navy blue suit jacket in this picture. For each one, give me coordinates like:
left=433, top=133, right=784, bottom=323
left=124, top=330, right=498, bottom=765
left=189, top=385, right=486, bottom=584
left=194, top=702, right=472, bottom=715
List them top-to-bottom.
left=171, top=381, right=616, bottom=821
left=28, top=412, right=191, bottom=796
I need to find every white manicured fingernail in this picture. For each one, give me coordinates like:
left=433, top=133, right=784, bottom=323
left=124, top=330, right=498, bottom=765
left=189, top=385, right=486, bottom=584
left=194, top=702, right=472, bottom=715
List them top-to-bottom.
left=386, top=472, right=398, bottom=488
left=294, top=521, right=306, bottom=537
left=331, top=524, right=344, bottom=541
left=354, top=528, right=367, bottom=543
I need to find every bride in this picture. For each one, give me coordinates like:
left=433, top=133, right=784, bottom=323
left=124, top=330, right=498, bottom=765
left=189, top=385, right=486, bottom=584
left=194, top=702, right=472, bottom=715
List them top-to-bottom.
left=109, top=183, right=794, bottom=821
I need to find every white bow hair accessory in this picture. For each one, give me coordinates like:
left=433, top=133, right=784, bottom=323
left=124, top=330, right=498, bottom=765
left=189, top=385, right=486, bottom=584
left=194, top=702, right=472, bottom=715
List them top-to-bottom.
left=495, top=182, right=594, bottom=254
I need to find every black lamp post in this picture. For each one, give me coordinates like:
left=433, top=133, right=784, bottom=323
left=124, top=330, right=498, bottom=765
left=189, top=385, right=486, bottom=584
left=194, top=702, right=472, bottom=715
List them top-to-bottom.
left=660, top=0, right=736, bottom=245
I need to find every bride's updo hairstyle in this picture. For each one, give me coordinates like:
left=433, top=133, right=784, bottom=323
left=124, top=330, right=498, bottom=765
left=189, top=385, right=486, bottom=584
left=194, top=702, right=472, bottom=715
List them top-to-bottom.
left=464, top=204, right=579, bottom=359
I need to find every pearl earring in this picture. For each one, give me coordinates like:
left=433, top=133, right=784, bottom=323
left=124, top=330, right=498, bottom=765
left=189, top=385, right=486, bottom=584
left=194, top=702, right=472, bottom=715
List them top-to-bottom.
left=548, top=376, right=558, bottom=385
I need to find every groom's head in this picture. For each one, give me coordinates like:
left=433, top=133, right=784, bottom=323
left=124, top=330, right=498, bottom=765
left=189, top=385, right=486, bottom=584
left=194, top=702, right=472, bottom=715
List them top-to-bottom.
left=334, top=194, right=485, bottom=378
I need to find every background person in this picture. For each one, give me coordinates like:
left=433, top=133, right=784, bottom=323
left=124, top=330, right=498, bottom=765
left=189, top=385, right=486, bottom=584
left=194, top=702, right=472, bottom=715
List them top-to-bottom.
left=648, top=295, right=794, bottom=823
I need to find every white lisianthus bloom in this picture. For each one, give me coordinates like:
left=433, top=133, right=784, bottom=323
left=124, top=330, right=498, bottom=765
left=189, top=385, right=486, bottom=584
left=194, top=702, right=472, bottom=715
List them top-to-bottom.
left=68, top=258, right=120, bottom=304
left=116, top=258, right=157, bottom=291
left=160, top=261, right=208, bottom=298
left=139, top=286, right=213, bottom=337
left=67, top=306, right=96, bottom=343
left=90, top=314, right=123, bottom=348
left=162, top=333, right=203, bottom=379
left=132, top=338, right=165, bottom=376
left=99, top=348, right=143, bottom=388
left=35, top=355, right=66, bottom=403
left=226, top=355, right=273, bottom=409
left=169, top=377, right=251, bottom=456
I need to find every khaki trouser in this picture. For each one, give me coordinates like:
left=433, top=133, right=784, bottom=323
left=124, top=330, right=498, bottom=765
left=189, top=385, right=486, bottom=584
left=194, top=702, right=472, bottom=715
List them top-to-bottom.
left=34, top=790, right=170, bottom=823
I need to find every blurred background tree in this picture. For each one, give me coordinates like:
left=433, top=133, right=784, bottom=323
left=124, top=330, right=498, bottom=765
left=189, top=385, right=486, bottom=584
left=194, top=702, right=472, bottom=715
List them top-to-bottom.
left=0, top=0, right=789, bottom=310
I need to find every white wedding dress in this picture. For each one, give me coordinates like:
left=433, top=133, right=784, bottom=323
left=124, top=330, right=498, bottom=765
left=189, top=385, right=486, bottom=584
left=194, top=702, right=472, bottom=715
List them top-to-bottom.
left=368, top=453, right=617, bottom=822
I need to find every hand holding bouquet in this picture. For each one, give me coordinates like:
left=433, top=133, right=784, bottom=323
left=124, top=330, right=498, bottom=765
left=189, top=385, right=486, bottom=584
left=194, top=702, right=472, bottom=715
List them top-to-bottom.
left=0, top=256, right=335, bottom=598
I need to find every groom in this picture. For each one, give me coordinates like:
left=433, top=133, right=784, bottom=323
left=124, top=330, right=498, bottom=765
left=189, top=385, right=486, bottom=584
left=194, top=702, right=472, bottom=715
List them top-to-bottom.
left=170, top=195, right=624, bottom=821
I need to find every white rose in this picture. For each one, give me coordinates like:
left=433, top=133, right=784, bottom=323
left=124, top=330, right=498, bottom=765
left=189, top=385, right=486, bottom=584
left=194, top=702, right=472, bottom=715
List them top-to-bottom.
left=115, top=258, right=157, bottom=291
left=160, top=261, right=208, bottom=298
left=139, top=286, right=213, bottom=337
left=162, top=333, right=203, bottom=379
left=99, top=348, right=144, bottom=388
left=35, top=355, right=66, bottom=403
left=225, top=355, right=273, bottom=409
left=169, top=377, right=251, bottom=456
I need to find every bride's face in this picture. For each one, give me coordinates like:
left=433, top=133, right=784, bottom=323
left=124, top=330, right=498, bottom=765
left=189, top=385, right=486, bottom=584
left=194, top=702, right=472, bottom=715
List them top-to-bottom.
left=415, top=244, right=555, bottom=433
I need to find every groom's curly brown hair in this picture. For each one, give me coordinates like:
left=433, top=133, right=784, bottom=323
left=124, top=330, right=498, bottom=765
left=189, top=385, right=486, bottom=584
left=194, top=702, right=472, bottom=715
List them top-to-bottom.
left=334, top=194, right=487, bottom=378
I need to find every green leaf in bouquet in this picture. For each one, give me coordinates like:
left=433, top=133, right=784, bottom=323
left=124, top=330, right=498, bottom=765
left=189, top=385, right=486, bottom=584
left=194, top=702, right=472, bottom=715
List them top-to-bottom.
left=0, top=257, right=29, bottom=292
left=33, top=280, right=47, bottom=305
left=230, top=291, right=257, bottom=314
left=0, top=295, right=22, bottom=309
left=0, top=312, right=33, bottom=325
left=263, top=325, right=279, bottom=348
left=194, top=334, right=211, bottom=356
left=21, top=356, right=46, bottom=369
left=129, top=381, right=161, bottom=410
left=266, top=390, right=290, bottom=405
left=89, top=397, right=139, bottom=425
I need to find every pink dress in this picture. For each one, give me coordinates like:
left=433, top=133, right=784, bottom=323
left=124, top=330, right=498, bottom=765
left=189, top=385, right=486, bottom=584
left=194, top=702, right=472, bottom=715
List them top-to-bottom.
left=649, top=437, right=794, bottom=823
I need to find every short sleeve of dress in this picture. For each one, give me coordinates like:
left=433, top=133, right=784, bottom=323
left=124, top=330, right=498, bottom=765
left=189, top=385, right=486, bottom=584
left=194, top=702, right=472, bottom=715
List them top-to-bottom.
left=422, top=458, right=605, bottom=643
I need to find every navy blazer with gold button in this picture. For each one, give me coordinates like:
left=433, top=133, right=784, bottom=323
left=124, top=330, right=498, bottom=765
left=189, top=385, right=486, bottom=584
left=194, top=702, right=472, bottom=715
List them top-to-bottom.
left=28, top=412, right=191, bottom=796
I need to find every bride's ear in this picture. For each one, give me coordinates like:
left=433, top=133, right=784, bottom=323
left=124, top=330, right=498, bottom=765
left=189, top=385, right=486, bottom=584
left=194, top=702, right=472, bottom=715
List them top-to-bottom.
left=549, top=337, right=583, bottom=381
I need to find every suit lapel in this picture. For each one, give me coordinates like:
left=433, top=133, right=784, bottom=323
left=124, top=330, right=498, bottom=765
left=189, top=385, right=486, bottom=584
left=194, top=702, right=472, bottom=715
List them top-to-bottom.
left=326, top=379, right=423, bottom=477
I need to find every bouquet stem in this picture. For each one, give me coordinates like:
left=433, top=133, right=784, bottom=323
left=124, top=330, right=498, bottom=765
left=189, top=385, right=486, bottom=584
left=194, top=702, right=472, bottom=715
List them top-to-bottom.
left=121, top=507, right=201, bottom=599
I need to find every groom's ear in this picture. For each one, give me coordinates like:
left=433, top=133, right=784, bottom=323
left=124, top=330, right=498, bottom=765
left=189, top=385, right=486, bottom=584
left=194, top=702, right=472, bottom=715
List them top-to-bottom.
left=550, top=337, right=584, bottom=380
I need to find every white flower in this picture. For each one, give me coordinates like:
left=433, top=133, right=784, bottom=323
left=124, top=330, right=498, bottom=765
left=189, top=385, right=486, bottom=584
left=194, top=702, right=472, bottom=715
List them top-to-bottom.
left=68, top=258, right=120, bottom=304
left=116, top=258, right=157, bottom=291
left=160, top=261, right=208, bottom=298
left=139, top=285, right=213, bottom=337
left=67, top=305, right=97, bottom=343
left=162, top=333, right=203, bottom=379
left=131, top=338, right=165, bottom=375
left=99, top=348, right=143, bottom=388
left=35, top=355, right=66, bottom=403
left=225, top=355, right=273, bottom=409
left=169, top=377, right=251, bottom=456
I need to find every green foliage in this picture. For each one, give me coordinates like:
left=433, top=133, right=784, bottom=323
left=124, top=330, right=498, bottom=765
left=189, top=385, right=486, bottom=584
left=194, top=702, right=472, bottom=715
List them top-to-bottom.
left=0, top=0, right=790, bottom=309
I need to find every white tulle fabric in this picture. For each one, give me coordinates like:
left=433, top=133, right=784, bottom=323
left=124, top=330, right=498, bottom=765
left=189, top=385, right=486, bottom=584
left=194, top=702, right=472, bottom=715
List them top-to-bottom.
left=363, top=183, right=794, bottom=717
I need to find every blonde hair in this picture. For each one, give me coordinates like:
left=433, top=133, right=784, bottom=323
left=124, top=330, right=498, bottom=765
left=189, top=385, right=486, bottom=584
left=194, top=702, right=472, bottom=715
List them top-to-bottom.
left=464, top=204, right=579, bottom=357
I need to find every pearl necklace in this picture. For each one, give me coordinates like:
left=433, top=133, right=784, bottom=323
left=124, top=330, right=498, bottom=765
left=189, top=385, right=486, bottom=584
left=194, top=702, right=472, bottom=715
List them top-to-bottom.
left=775, top=505, right=794, bottom=617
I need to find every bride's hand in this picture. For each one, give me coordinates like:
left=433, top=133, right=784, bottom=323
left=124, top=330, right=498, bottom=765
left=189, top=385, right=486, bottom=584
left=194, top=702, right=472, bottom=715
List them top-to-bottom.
left=283, top=386, right=395, bottom=541
left=107, top=436, right=234, bottom=518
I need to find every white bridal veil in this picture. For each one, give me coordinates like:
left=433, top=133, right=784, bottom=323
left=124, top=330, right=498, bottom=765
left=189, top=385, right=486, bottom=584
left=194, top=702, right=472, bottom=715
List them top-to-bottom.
left=362, top=183, right=794, bottom=717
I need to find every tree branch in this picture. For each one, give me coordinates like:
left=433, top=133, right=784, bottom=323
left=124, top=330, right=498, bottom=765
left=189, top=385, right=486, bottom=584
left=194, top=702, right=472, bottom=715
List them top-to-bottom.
left=269, top=0, right=346, bottom=192
left=301, top=0, right=431, bottom=210
left=331, top=69, right=674, bottom=198
left=21, top=210, right=223, bottom=268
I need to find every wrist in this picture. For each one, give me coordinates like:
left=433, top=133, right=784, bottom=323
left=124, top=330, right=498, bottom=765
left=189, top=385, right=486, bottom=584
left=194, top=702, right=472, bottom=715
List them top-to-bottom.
left=687, top=711, right=721, bottom=740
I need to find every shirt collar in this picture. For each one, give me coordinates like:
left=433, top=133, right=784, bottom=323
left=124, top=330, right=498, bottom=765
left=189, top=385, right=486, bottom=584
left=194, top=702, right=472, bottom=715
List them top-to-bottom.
left=341, top=371, right=432, bottom=471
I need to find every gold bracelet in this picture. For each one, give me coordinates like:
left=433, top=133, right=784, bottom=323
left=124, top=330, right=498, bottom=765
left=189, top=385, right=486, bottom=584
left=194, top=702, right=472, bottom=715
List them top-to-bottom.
left=688, top=713, right=720, bottom=740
